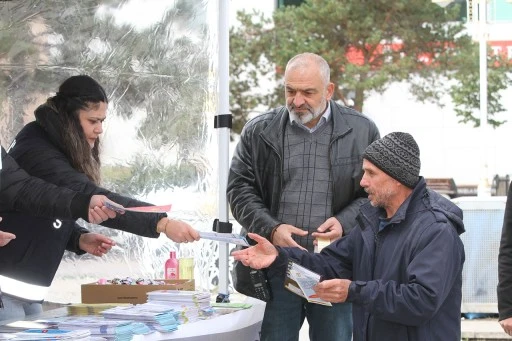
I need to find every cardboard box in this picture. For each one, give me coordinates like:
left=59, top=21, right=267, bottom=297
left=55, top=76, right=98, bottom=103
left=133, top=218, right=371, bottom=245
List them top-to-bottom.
left=81, top=279, right=194, bottom=304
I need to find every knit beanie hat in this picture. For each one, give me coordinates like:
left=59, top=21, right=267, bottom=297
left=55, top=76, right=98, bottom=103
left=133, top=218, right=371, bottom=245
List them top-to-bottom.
left=363, top=132, right=421, bottom=188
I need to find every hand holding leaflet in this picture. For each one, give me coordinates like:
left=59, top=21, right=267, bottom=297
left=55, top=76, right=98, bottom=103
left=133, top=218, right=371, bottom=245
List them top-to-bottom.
left=104, top=200, right=172, bottom=214
left=284, top=260, right=332, bottom=306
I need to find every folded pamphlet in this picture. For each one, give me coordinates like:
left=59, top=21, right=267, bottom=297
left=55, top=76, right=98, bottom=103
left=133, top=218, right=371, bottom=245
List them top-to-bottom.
left=105, top=200, right=172, bottom=214
left=198, top=231, right=249, bottom=246
left=284, top=261, right=332, bottom=306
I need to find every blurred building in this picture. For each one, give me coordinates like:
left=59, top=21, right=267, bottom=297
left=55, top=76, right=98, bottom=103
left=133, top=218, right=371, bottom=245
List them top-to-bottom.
left=276, top=0, right=512, bottom=56
left=467, top=0, right=512, bottom=57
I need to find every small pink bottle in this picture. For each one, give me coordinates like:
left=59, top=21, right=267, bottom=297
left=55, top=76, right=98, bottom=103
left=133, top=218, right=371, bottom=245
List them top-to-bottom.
left=165, top=251, right=179, bottom=280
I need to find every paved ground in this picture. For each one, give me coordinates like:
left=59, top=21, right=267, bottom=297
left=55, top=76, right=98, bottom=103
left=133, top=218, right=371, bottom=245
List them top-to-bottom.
left=298, top=318, right=512, bottom=340
left=461, top=318, right=512, bottom=340
left=299, top=322, right=309, bottom=340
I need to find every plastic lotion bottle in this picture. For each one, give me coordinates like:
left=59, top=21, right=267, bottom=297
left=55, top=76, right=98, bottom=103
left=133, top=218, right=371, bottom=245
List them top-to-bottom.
left=179, top=247, right=194, bottom=280
left=165, top=251, right=179, bottom=280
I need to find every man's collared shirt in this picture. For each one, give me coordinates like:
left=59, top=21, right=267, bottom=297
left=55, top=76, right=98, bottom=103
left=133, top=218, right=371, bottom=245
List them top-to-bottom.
left=289, top=102, right=331, bottom=133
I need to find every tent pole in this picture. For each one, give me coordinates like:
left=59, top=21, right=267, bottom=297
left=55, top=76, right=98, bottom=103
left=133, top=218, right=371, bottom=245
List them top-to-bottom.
left=215, top=0, right=231, bottom=302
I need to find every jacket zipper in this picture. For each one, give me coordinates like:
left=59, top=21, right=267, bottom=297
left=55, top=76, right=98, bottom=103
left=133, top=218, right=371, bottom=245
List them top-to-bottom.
left=368, top=228, right=382, bottom=340
left=372, top=229, right=381, bottom=279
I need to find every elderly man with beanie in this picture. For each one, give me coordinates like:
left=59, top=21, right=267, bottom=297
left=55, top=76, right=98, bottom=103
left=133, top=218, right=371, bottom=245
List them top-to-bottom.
left=233, top=132, right=466, bottom=341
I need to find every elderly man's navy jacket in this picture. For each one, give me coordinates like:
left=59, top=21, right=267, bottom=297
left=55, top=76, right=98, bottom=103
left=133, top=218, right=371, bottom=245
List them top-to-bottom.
left=271, top=178, right=465, bottom=341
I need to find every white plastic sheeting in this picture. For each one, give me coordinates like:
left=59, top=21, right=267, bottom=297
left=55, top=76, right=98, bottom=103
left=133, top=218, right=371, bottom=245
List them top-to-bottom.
left=0, top=0, right=235, bottom=303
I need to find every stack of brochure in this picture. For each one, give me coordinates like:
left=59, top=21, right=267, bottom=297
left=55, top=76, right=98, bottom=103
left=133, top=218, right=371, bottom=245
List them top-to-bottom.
left=146, top=290, right=214, bottom=324
left=210, top=302, right=252, bottom=315
left=67, top=303, right=128, bottom=316
left=100, top=304, right=179, bottom=333
left=44, top=316, right=149, bottom=341
left=0, top=329, right=91, bottom=340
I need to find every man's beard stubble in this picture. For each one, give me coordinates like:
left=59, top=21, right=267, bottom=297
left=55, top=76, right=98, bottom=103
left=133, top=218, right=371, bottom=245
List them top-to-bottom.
left=287, top=98, right=326, bottom=125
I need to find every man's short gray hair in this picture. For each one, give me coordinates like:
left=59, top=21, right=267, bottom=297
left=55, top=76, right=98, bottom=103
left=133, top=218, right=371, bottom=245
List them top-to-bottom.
left=285, top=53, right=330, bottom=85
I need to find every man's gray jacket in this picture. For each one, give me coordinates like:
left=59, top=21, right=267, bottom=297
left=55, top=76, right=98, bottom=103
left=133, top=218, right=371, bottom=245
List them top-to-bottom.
left=227, top=100, right=380, bottom=240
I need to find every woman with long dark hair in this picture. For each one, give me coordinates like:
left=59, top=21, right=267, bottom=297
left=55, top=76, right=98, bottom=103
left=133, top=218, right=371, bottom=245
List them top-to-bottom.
left=0, top=75, right=199, bottom=321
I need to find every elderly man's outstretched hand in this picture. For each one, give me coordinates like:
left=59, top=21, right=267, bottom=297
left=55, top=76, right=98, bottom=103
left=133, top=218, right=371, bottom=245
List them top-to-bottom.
left=232, top=233, right=278, bottom=269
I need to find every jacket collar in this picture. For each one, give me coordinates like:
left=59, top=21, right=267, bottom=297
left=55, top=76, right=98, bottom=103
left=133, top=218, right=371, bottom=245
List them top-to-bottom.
left=260, top=100, right=355, bottom=152
left=359, top=177, right=465, bottom=235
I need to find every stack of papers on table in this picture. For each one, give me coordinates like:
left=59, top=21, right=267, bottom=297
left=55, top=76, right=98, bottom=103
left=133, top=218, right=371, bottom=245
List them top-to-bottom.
left=146, top=290, right=214, bottom=324
left=146, top=290, right=210, bottom=307
left=210, top=302, right=252, bottom=315
left=67, top=304, right=128, bottom=316
left=100, top=304, right=179, bottom=333
left=45, top=316, right=149, bottom=341
left=0, top=321, right=52, bottom=334
left=1, top=329, right=91, bottom=340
